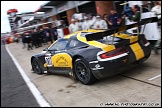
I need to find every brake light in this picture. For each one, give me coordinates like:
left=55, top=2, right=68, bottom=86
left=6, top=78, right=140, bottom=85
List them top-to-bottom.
left=142, top=37, right=148, bottom=44
left=142, top=37, right=150, bottom=47
left=100, top=47, right=128, bottom=59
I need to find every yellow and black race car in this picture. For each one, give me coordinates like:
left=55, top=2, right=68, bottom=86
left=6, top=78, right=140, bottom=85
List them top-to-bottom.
left=31, top=17, right=157, bottom=85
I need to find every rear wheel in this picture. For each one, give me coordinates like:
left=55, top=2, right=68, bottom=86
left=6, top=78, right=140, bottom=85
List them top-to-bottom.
left=31, top=58, right=43, bottom=75
left=74, top=58, right=97, bottom=85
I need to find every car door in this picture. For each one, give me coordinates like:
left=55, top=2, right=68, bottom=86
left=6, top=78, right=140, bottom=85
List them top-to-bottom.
left=45, top=39, right=72, bottom=74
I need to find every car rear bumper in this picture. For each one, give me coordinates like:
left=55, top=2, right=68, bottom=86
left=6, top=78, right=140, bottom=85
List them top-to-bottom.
left=89, top=51, right=151, bottom=79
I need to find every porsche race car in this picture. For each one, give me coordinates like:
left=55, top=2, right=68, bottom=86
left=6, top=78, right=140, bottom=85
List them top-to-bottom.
left=31, top=17, right=157, bottom=85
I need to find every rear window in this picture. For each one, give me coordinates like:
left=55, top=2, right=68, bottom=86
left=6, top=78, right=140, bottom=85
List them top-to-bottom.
left=81, top=32, right=124, bottom=44
left=99, top=36, right=124, bottom=44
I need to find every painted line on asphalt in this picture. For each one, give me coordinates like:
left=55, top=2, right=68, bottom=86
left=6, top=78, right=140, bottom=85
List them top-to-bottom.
left=5, top=45, right=51, bottom=107
left=148, top=74, right=161, bottom=81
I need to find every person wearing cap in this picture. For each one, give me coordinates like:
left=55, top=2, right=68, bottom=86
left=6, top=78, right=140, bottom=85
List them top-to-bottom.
left=89, top=14, right=96, bottom=29
left=92, top=15, right=108, bottom=30
left=82, top=16, right=91, bottom=30
left=75, top=18, right=82, bottom=31
left=78, top=18, right=84, bottom=30
left=69, top=19, right=79, bottom=33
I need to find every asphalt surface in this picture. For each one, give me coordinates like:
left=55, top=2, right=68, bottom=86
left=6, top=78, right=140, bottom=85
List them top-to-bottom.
left=1, top=43, right=40, bottom=107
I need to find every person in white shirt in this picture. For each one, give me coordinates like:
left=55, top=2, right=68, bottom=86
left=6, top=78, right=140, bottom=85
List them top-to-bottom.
left=151, top=1, right=161, bottom=19
left=151, top=1, right=161, bottom=54
left=89, top=15, right=96, bottom=29
left=92, top=15, right=108, bottom=29
left=82, top=16, right=91, bottom=30
left=75, top=18, right=82, bottom=30
left=78, top=18, right=84, bottom=30
left=69, top=19, right=79, bottom=33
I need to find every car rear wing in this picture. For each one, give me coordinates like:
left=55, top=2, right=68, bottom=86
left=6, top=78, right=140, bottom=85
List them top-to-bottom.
left=85, top=17, right=158, bottom=41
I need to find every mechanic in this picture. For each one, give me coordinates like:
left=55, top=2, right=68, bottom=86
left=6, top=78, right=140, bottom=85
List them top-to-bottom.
left=151, top=1, right=161, bottom=54
left=107, top=8, right=122, bottom=29
left=88, top=14, right=96, bottom=29
left=93, top=15, right=108, bottom=29
left=82, top=16, right=91, bottom=30
left=75, top=18, right=82, bottom=31
left=69, top=19, right=79, bottom=33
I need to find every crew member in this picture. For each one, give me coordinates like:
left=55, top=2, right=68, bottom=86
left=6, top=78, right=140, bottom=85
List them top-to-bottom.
left=108, top=8, right=122, bottom=29
left=93, top=15, right=108, bottom=29
left=82, top=16, right=91, bottom=30
left=69, top=19, right=79, bottom=33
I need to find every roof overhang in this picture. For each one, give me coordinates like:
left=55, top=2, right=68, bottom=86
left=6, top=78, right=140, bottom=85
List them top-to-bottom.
left=35, top=1, right=64, bottom=12
left=18, top=15, right=43, bottom=28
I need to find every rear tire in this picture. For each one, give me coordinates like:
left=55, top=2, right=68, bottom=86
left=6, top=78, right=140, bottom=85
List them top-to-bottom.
left=74, top=57, right=97, bottom=85
left=31, top=58, right=43, bottom=75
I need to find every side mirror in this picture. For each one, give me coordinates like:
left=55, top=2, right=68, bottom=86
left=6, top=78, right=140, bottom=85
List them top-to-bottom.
left=43, top=47, right=48, bottom=51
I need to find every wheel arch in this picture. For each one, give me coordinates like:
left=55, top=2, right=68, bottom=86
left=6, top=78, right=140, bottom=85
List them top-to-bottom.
left=72, top=55, right=83, bottom=68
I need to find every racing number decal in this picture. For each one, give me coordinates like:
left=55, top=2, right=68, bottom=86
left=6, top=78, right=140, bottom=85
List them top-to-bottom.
left=45, top=56, right=52, bottom=66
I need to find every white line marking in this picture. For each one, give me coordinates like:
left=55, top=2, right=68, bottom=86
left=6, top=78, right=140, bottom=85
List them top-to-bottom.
left=5, top=45, right=51, bottom=107
left=148, top=74, right=161, bottom=81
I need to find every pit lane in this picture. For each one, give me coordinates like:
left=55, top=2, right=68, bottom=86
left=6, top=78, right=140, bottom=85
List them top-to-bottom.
left=7, top=42, right=161, bottom=107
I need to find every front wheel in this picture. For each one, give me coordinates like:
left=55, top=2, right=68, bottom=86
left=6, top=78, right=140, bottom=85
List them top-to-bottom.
left=31, top=58, right=43, bottom=75
left=74, top=58, right=97, bottom=85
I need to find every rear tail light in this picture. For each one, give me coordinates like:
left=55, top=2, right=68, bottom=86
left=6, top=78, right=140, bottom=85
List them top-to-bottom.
left=142, top=37, right=150, bottom=46
left=142, top=37, right=148, bottom=44
left=100, top=47, right=128, bottom=59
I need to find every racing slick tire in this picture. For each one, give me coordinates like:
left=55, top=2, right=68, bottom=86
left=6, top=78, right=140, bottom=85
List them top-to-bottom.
left=74, top=57, right=97, bottom=85
left=31, top=58, right=43, bottom=75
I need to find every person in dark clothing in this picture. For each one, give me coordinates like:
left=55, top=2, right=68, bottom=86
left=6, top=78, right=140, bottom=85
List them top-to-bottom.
left=128, top=5, right=141, bottom=33
left=107, top=9, right=122, bottom=29
left=51, top=23, right=58, bottom=41
left=42, top=27, right=49, bottom=45
left=44, top=27, right=53, bottom=45
left=40, top=28, right=47, bottom=45
left=31, top=29, right=39, bottom=48
left=37, top=29, right=43, bottom=47
left=24, top=32, right=33, bottom=50
left=21, top=33, right=26, bottom=49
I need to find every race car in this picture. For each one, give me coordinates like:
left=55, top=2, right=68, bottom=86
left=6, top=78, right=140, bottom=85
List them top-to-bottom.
left=31, top=17, right=157, bottom=85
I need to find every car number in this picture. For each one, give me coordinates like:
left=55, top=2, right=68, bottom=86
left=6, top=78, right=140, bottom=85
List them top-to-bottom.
left=45, top=56, right=52, bottom=66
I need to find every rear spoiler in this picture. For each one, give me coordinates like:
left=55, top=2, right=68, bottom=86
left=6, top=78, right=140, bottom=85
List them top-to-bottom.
left=85, top=17, right=158, bottom=41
